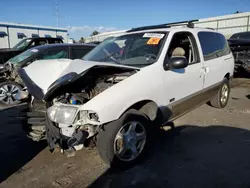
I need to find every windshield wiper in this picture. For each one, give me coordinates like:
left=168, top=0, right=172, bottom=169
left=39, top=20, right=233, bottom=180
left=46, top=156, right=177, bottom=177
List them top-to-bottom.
left=101, top=49, right=120, bottom=64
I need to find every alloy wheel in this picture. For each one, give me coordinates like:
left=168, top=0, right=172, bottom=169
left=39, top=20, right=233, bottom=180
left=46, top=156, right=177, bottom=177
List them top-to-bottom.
left=0, top=84, right=21, bottom=105
left=221, top=84, right=229, bottom=104
left=114, top=121, right=146, bottom=162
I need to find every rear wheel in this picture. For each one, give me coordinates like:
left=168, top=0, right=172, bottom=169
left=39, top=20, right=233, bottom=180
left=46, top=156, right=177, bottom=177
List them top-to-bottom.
left=209, top=78, right=230, bottom=108
left=97, top=109, right=151, bottom=167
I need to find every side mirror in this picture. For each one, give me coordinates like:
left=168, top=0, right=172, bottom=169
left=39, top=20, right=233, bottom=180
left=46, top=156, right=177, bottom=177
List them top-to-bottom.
left=164, top=56, right=188, bottom=70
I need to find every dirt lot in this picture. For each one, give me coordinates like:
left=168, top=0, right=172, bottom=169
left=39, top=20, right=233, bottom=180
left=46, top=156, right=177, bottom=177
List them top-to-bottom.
left=0, top=78, right=250, bottom=188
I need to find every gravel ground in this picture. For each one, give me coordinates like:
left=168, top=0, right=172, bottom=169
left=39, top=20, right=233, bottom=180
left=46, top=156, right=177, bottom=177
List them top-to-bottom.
left=0, top=78, right=250, bottom=188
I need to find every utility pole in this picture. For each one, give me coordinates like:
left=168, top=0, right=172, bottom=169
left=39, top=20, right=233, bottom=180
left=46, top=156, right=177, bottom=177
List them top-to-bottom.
left=56, top=0, right=59, bottom=27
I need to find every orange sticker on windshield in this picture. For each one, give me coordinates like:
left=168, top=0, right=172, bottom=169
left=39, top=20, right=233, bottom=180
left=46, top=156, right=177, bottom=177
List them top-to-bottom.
left=147, top=37, right=161, bottom=45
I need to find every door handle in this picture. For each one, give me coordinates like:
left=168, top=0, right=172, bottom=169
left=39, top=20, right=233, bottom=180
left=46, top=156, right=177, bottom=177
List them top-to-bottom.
left=200, top=67, right=209, bottom=77
left=201, top=67, right=209, bottom=74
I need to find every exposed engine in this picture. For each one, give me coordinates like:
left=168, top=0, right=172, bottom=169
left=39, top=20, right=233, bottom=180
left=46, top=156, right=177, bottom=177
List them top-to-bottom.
left=52, top=71, right=134, bottom=105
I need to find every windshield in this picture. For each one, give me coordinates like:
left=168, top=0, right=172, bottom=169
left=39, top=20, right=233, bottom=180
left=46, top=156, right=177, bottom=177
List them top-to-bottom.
left=83, top=32, right=167, bottom=67
left=13, top=38, right=32, bottom=50
left=8, top=48, right=38, bottom=65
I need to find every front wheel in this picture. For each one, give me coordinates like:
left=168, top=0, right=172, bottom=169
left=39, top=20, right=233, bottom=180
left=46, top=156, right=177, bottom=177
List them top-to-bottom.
left=0, top=81, right=23, bottom=106
left=97, top=109, right=151, bottom=167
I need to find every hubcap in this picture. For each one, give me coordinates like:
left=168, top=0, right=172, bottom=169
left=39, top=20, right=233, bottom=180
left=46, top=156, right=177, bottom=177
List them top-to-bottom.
left=0, top=84, right=20, bottom=104
left=221, top=84, right=229, bottom=104
left=114, top=121, right=146, bottom=162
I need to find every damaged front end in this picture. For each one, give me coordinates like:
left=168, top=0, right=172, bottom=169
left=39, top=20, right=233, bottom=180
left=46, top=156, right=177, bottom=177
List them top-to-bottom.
left=25, top=63, right=138, bottom=155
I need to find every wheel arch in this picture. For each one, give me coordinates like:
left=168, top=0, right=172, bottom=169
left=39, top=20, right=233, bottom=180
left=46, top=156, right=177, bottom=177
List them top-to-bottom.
left=224, top=72, right=230, bottom=80
left=119, top=100, right=162, bottom=123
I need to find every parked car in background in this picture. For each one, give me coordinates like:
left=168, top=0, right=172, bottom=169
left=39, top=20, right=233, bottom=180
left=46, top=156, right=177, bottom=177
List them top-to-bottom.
left=19, top=23, right=234, bottom=167
left=228, top=31, right=250, bottom=76
left=0, top=37, right=64, bottom=64
left=0, top=43, right=96, bottom=105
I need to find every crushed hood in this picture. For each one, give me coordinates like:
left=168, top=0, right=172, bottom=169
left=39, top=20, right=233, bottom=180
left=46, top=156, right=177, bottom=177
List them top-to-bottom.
left=18, top=59, right=139, bottom=100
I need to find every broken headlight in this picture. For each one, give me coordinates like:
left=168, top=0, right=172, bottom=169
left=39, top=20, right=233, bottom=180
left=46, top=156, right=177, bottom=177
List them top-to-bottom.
left=47, top=105, right=79, bottom=125
left=78, top=110, right=100, bottom=124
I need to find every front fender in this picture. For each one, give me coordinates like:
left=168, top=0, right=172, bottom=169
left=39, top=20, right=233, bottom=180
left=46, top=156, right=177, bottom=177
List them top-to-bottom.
left=78, top=66, right=163, bottom=124
left=81, top=96, right=156, bottom=124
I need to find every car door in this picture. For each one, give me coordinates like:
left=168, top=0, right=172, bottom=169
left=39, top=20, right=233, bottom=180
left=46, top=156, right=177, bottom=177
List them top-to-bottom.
left=161, top=31, right=204, bottom=121
left=197, top=32, right=231, bottom=89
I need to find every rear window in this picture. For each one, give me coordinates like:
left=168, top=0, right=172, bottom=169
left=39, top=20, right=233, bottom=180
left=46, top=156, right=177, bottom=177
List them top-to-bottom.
left=198, top=32, right=230, bottom=61
left=40, top=48, right=69, bottom=60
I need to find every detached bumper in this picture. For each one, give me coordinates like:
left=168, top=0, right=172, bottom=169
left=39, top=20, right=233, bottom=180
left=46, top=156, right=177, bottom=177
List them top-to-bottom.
left=23, top=99, right=46, bottom=141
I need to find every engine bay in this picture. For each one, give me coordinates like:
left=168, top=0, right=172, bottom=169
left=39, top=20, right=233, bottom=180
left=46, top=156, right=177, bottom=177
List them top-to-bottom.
left=51, top=69, right=137, bottom=106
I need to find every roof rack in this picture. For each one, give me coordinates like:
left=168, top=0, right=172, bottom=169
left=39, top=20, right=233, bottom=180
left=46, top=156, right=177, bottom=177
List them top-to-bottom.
left=127, top=19, right=199, bottom=32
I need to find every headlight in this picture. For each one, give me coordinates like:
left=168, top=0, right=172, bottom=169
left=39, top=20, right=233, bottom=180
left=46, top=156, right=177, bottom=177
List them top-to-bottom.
left=47, top=105, right=78, bottom=124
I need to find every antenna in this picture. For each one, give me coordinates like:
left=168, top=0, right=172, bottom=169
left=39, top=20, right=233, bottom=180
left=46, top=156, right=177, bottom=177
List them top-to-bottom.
left=55, top=0, right=59, bottom=27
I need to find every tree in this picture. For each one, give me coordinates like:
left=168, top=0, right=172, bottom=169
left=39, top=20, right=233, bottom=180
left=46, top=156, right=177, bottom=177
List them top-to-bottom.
left=235, top=11, right=241, bottom=14
left=91, top=30, right=100, bottom=36
left=79, top=37, right=85, bottom=43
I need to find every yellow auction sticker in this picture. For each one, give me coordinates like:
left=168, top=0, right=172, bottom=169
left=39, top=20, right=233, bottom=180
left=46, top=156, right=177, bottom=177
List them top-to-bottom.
left=147, top=37, right=161, bottom=45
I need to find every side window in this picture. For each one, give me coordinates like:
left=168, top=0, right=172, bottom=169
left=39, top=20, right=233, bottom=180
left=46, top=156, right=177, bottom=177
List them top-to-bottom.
left=167, top=32, right=200, bottom=64
left=198, top=32, right=230, bottom=61
left=34, top=39, right=48, bottom=46
left=49, top=39, right=63, bottom=44
left=27, top=40, right=36, bottom=49
left=39, top=48, right=69, bottom=60
left=71, top=48, right=92, bottom=59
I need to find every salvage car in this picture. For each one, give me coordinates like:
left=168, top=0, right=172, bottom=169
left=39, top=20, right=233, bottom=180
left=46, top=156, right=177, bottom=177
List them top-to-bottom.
left=19, top=23, right=234, bottom=167
left=228, top=31, right=250, bottom=76
left=0, top=37, right=63, bottom=64
left=0, top=43, right=96, bottom=105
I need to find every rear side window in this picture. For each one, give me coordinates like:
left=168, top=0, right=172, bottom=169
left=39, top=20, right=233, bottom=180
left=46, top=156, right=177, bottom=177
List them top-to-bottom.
left=198, top=32, right=230, bottom=61
left=71, top=48, right=93, bottom=59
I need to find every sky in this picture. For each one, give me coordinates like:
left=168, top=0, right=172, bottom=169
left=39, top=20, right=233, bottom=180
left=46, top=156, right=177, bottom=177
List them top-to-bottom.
left=0, top=0, right=250, bottom=40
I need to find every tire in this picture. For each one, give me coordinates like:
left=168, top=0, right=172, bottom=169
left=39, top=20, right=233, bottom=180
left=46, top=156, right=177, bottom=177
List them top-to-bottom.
left=209, top=78, right=230, bottom=108
left=0, top=81, right=23, bottom=106
left=97, top=109, right=151, bottom=167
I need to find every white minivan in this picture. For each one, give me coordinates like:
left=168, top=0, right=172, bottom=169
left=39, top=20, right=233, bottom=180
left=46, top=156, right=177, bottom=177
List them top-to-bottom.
left=19, top=25, right=234, bottom=167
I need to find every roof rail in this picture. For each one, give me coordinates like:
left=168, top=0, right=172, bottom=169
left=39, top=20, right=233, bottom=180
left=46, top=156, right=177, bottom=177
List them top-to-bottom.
left=127, top=19, right=199, bottom=32
left=205, top=27, right=215, bottom=30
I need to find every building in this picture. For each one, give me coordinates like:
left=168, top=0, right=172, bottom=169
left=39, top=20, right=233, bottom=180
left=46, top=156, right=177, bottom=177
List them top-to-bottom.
left=85, top=12, right=250, bottom=42
left=194, top=12, right=250, bottom=38
left=0, top=22, right=68, bottom=48
left=85, top=30, right=127, bottom=43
